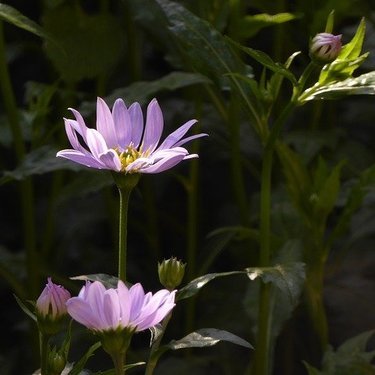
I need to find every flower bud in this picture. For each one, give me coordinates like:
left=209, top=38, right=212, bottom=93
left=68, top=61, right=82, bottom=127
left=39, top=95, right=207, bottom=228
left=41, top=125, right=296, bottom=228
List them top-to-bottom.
left=309, top=33, right=342, bottom=64
left=158, top=257, right=186, bottom=290
left=36, top=278, right=71, bottom=335
left=48, top=349, right=66, bottom=375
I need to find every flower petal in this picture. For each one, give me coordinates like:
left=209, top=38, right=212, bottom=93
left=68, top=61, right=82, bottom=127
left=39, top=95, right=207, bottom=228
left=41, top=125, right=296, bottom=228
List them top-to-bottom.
left=96, top=97, right=117, bottom=148
left=112, top=98, right=132, bottom=148
left=141, top=99, right=163, bottom=153
left=128, top=102, right=143, bottom=148
left=64, top=119, right=87, bottom=152
left=157, top=119, right=197, bottom=150
left=86, top=128, right=110, bottom=160
left=174, top=133, right=208, bottom=148
left=56, top=149, right=105, bottom=169
left=99, top=149, right=121, bottom=171
left=138, top=153, right=186, bottom=173
left=117, top=281, right=131, bottom=326
left=102, top=289, right=120, bottom=330
left=66, top=298, right=100, bottom=330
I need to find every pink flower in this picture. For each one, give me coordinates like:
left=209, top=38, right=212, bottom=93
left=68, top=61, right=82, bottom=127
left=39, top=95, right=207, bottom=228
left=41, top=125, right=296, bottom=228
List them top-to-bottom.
left=310, top=33, right=342, bottom=63
left=57, top=97, right=207, bottom=174
left=36, top=278, right=71, bottom=319
left=66, top=281, right=176, bottom=332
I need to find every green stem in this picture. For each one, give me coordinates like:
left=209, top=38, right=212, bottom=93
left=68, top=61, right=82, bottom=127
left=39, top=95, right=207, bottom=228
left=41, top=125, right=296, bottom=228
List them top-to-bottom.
left=0, top=22, right=38, bottom=298
left=253, top=101, right=296, bottom=375
left=113, top=173, right=140, bottom=282
left=145, top=312, right=172, bottom=375
left=39, top=332, right=49, bottom=375
left=111, top=350, right=125, bottom=375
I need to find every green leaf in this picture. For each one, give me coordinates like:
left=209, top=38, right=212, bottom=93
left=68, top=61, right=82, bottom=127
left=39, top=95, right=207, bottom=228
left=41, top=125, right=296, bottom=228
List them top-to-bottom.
left=155, top=0, right=248, bottom=88
left=0, top=4, right=54, bottom=41
left=42, top=4, right=123, bottom=82
left=324, top=10, right=335, bottom=34
left=237, top=12, right=300, bottom=39
left=318, top=18, right=367, bottom=85
left=228, top=39, right=297, bottom=85
left=105, top=72, right=211, bottom=107
left=299, top=72, right=375, bottom=102
left=276, top=142, right=311, bottom=215
left=0, top=146, right=83, bottom=185
left=311, top=159, right=345, bottom=219
left=329, top=165, right=375, bottom=244
left=245, top=262, right=305, bottom=305
left=177, top=271, right=244, bottom=301
left=70, top=274, right=119, bottom=289
left=14, top=294, right=37, bottom=322
left=165, top=328, right=253, bottom=350
left=304, top=330, right=375, bottom=375
left=68, top=342, right=101, bottom=375
left=94, top=362, right=146, bottom=375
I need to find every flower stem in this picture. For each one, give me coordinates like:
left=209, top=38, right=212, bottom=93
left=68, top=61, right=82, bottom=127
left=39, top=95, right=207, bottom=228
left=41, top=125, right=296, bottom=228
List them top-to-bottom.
left=0, top=22, right=38, bottom=300
left=253, top=101, right=296, bottom=375
left=113, top=173, right=140, bottom=282
left=145, top=312, right=172, bottom=375
left=39, top=332, right=49, bottom=375
left=111, top=350, right=125, bottom=375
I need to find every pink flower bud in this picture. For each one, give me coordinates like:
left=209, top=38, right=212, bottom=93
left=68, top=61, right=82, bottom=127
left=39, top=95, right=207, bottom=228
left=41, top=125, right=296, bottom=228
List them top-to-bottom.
left=310, top=33, right=342, bottom=64
left=36, top=278, right=71, bottom=320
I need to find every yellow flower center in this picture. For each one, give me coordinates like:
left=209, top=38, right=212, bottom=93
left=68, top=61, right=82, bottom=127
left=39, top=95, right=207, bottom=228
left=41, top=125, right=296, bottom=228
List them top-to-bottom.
left=115, top=145, right=149, bottom=172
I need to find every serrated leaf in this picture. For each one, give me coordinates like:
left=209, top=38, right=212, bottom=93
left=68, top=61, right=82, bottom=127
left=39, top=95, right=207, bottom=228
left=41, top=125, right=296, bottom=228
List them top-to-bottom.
left=0, top=4, right=54, bottom=41
left=238, top=12, right=300, bottom=39
left=228, top=39, right=297, bottom=85
left=299, top=72, right=375, bottom=102
left=0, top=146, right=83, bottom=185
left=246, top=262, right=305, bottom=305
left=177, top=271, right=244, bottom=301
left=70, top=274, right=119, bottom=288
left=166, top=328, right=252, bottom=350
left=68, top=342, right=101, bottom=375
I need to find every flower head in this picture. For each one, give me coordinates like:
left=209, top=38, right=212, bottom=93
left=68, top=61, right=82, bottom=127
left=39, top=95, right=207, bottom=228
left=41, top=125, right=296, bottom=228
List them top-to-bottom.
left=310, top=33, right=342, bottom=64
left=57, top=97, right=207, bottom=174
left=158, top=257, right=186, bottom=290
left=36, top=278, right=71, bottom=320
left=66, top=280, right=176, bottom=333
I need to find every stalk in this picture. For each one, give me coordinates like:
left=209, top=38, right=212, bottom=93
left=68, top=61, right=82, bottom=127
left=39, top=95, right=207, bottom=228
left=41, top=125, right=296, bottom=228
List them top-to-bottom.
left=0, top=22, right=38, bottom=298
left=113, top=173, right=140, bottom=282
left=39, top=333, right=50, bottom=375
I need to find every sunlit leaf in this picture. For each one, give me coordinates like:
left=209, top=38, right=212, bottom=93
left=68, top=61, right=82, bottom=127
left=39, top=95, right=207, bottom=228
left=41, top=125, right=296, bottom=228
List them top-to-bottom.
left=299, top=72, right=375, bottom=102
left=246, top=262, right=305, bottom=305
left=177, top=271, right=244, bottom=301
left=70, top=274, right=119, bottom=288
left=166, top=328, right=252, bottom=350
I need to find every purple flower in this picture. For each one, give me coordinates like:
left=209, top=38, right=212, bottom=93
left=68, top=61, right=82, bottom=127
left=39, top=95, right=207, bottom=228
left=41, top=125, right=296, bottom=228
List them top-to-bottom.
left=310, top=33, right=342, bottom=63
left=57, top=97, right=207, bottom=174
left=36, top=278, right=71, bottom=319
left=66, top=280, right=176, bottom=332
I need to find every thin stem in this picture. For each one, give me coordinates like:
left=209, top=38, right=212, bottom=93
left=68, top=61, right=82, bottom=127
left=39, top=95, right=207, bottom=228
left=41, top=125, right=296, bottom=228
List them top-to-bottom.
left=0, top=22, right=38, bottom=298
left=253, top=101, right=296, bottom=375
left=113, top=173, right=140, bottom=282
left=117, top=186, right=132, bottom=282
left=145, top=312, right=172, bottom=375
left=39, top=332, right=49, bottom=375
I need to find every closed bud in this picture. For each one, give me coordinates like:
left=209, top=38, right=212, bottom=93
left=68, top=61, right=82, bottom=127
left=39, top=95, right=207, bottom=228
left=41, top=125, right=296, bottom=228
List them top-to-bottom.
left=310, top=33, right=342, bottom=64
left=158, top=257, right=186, bottom=290
left=36, top=278, right=71, bottom=335
left=48, top=349, right=66, bottom=375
